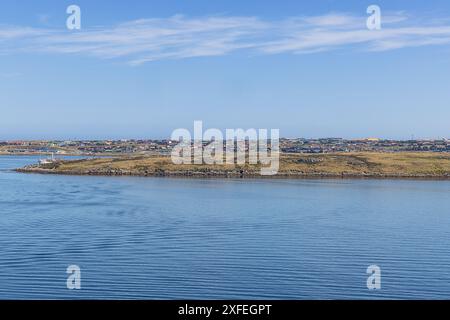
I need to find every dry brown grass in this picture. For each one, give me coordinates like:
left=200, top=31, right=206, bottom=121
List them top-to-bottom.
left=20, top=152, right=450, bottom=178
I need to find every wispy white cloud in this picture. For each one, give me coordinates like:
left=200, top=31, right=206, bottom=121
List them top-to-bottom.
left=1, top=12, right=450, bottom=64
left=0, top=26, right=50, bottom=40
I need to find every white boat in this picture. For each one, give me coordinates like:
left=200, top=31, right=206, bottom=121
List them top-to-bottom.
left=39, top=153, right=56, bottom=165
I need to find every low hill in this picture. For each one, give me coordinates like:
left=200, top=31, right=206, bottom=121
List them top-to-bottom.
left=16, top=152, right=450, bottom=179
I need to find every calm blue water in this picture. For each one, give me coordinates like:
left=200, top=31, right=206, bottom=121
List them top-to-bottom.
left=0, top=155, right=450, bottom=299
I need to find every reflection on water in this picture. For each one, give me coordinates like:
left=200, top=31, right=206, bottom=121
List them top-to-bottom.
left=0, top=156, right=450, bottom=299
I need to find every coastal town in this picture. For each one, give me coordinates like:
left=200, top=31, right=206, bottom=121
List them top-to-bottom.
left=1, top=138, right=449, bottom=156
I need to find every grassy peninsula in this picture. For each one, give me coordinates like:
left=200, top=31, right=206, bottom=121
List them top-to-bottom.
left=16, top=152, right=450, bottom=179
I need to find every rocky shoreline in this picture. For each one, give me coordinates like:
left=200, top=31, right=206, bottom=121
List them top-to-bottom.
left=15, top=168, right=450, bottom=180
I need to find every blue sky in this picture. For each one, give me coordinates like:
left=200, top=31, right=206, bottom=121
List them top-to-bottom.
left=1, top=0, right=450, bottom=140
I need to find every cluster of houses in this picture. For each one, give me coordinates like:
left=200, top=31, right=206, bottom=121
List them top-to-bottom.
left=1, top=138, right=450, bottom=155
left=280, top=138, right=450, bottom=153
left=0, top=140, right=175, bottom=155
